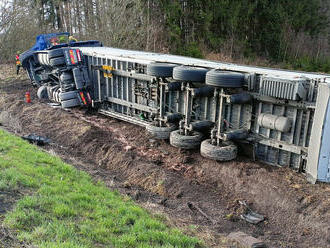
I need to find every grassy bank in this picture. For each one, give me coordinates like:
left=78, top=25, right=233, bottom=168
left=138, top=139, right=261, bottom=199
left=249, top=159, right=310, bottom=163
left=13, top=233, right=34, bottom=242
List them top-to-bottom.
left=0, top=129, right=203, bottom=248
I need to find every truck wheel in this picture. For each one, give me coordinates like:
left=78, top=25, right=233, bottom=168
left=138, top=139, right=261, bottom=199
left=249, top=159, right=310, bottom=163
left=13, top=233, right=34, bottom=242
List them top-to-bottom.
left=48, top=48, right=64, bottom=59
left=37, top=53, right=46, bottom=66
left=41, top=53, right=50, bottom=66
left=49, top=57, right=65, bottom=67
left=146, top=63, right=177, bottom=78
left=173, top=66, right=208, bottom=82
left=206, top=70, right=244, bottom=88
left=37, top=86, right=48, bottom=99
left=47, top=86, right=57, bottom=99
left=49, top=86, right=59, bottom=98
left=48, top=87, right=57, bottom=101
left=52, top=89, right=60, bottom=102
left=52, top=90, right=57, bottom=102
left=55, top=91, right=60, bottom=103
left=59, top=91, right=79, bottom=101
left=61, top=98, right=81, bottom=108
left=146, top=123, right=177, bottom=140
left=170, top=130, right=203, bottom=149
left=200, top=139, right=237, bottom=161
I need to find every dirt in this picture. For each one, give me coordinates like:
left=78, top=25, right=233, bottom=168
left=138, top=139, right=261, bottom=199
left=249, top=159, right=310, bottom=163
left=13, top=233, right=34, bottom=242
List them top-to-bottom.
left=1, top=64, right=330, bottom=247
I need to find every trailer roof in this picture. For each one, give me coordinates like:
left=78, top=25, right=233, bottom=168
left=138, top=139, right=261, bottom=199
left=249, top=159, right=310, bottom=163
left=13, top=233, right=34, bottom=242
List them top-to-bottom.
left=79, top=46, right=330, bottom=81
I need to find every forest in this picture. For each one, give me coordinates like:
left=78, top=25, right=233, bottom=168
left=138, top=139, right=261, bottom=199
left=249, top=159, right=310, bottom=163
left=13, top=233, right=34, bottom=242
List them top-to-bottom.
left=0, top=0, right=330, bottom=72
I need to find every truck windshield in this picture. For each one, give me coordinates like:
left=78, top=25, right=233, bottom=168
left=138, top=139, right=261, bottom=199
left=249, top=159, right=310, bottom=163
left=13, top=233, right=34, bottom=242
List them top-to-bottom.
left=46, top=34, right=69, bottom=47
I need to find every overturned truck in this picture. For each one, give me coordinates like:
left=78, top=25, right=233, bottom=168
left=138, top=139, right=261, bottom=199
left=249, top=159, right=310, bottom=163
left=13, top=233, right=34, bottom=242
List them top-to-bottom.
left=21, top=33, right=330, bottom=184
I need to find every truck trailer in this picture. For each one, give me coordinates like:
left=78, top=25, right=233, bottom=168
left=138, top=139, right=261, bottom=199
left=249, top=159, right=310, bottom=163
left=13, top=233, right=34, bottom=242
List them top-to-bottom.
left=20, top=32, right=330, bottom=184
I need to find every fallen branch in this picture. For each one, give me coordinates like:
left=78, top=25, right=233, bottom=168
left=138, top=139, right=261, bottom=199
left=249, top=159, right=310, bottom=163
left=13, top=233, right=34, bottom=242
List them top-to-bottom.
left=187, top=202, right=216, bottom=225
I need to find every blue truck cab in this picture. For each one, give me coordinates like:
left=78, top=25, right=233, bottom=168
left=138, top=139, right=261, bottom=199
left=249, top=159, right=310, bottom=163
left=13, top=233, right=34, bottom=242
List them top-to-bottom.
left=20, top=32, right=102, bottom=108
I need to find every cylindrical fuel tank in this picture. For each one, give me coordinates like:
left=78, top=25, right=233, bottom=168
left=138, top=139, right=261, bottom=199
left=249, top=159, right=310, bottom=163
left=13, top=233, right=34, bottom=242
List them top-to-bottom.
left=257, top=113, right=291, bottom=132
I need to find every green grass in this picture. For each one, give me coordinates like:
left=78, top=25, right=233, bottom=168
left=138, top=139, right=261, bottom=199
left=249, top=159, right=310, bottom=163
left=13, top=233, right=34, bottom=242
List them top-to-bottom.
left=0, top=129, right=203, bottom=248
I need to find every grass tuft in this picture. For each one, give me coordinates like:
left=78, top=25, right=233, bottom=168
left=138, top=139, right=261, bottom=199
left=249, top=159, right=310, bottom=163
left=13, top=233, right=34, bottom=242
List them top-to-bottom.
left=0, top=129, right=203, bottom=247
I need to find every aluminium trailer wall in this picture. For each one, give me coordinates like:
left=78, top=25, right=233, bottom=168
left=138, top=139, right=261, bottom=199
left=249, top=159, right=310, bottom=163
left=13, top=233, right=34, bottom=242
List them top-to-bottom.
left=79, top=46, right=330, bottom=183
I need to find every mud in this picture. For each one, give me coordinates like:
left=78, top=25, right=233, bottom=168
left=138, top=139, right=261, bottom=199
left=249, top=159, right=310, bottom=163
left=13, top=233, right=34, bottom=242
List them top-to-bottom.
left=1, top=64, right=330, bottom=247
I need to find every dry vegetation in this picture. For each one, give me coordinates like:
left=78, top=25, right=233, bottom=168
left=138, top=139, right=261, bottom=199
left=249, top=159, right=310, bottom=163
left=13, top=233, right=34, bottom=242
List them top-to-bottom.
left=1, top=0, right=330, bottom=72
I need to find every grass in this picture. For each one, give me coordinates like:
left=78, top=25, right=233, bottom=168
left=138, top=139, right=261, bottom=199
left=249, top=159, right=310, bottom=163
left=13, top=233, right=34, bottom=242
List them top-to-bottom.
left=0, top=129, right=203, bottom=248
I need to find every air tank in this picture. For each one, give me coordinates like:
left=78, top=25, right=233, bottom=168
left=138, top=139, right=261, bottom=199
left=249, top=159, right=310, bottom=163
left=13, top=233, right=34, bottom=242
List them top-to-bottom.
left=257, top=113, right=291, bottom=132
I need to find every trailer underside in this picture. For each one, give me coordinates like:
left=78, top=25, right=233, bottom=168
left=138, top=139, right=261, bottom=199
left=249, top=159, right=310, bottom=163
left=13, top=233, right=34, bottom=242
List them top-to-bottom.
left=77, top=47, right=330, bottom=183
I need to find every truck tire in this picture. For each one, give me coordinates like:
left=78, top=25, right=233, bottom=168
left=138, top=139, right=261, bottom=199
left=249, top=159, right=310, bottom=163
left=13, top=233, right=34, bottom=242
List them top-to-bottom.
left=48, top=48, right=64, bottom=59
left=37, top=53, right=46, bottom=66
left=41, top=53, right=49, bottom=66
left=49, top=57, right=65, bottom=67
left=146, top=63, right=177, bottom=77
left=173, top=66, right=208, bottom=82
left=206, top=70, right=244, bottom=88
left=37, top=86, right=48, bottom=99
left=47, top=86, right=56, bottom=99
left=47, top=86, right=52, bottom=98
left=49, top=86, right=59, bottom=95
left=51, top=86, right=60, bottom=101
left=52, top=89, right=60, bottom=102
left=52, top=90, right=57, bottom=102
left=55, top=91, right=60, bottom=103
left=59, top=91, right=79, bottom=101
left=61, top=98, right=81, bottom=108
left=146, top=124, right=177, bottom=140
left=170, top=130, right=203, bottom=149
left=200, top=139, right=237, bottom=161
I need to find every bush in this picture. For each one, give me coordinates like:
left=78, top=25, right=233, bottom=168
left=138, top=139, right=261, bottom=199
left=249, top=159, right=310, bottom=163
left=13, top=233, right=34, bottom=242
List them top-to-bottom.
left=177, top=42, right=204, bottom=59
left=287, top=56, right=330, bottom=73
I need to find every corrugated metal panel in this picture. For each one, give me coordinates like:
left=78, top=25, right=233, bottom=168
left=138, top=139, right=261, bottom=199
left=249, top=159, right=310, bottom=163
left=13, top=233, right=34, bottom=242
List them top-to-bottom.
left=260, top=77, right=307, bottom=100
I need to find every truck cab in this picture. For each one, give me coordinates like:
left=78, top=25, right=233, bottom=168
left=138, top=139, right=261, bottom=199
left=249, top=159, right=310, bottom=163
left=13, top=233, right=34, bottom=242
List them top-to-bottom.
left=20, top=32, right=102, bottom=108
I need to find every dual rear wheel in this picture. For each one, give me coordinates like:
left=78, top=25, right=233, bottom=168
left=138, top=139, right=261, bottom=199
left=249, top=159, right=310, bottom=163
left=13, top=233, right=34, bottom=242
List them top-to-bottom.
left=146, top=63, right=241, bottom=162
left=37, top=85, right=81, bottom=108
left=146, top=125, right=237, bottom=162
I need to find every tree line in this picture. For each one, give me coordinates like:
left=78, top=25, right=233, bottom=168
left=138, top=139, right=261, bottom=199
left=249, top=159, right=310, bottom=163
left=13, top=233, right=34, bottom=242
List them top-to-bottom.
left=1, top=0, right=329, bottom=72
